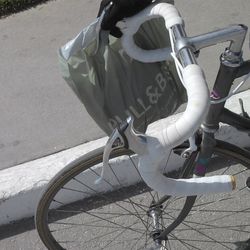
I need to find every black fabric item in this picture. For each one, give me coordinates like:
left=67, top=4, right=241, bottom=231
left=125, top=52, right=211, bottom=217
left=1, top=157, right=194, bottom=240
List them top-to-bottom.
left=97, top=0, right=153, bottom=38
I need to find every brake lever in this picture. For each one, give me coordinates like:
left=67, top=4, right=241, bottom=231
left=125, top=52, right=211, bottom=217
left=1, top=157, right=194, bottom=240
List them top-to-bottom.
left=95, top=129, right=126, bottom=184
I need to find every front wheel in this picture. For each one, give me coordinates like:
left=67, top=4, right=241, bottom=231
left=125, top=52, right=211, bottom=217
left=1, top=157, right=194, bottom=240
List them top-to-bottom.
left=36, top=141, right=250, bottom=250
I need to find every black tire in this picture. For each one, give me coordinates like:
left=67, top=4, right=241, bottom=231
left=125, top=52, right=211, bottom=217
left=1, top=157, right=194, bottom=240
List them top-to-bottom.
left=35, top=141, right=250, bottom=250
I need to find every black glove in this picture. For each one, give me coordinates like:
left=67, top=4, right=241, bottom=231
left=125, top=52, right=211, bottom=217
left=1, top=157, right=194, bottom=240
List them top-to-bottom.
left=97, top=0, right=153, bottom=38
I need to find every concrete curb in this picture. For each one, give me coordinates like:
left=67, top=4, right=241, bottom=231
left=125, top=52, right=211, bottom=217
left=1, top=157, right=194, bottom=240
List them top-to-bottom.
left=0, top=90, right=250, bottom=226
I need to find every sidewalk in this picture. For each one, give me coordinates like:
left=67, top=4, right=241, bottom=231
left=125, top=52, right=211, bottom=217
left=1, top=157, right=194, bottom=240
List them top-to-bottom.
left=0, top=0, right=250, bottom=225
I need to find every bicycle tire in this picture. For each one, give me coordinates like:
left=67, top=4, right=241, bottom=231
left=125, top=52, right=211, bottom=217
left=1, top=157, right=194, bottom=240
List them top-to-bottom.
left=35, top=140, right=250, bottom=250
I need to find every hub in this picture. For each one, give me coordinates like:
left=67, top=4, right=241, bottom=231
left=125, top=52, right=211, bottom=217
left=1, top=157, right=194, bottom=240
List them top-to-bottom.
left=147, top=204, right=165, bottom=247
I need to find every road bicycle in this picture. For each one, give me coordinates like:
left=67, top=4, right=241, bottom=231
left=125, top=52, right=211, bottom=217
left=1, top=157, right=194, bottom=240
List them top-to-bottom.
left=35, top=3, right=250, bottom=250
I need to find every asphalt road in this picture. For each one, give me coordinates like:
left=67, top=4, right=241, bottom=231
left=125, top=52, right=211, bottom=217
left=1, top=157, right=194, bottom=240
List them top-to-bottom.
left=0, top=0, right=250, bottom=170
left=0, top=0, right=250, bottom=249
left=0, top=0, right=104, bottom=170
left=0, top=159, right=249, bottom=250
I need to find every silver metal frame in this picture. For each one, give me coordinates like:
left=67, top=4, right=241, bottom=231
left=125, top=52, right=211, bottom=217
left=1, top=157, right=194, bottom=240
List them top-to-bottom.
left=172, top=24, right=248, bottom=67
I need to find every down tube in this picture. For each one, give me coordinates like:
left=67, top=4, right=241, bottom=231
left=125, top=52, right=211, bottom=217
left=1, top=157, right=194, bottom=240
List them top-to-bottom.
left=220, top=108, right=250, bottom=131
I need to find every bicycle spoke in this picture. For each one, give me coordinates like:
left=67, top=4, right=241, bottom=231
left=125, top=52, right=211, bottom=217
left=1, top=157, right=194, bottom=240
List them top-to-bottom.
left=36, top=144, right=250, bottom=250
left=128, top=155, right=157, bottom=202
left=108, top=157, right=167, bottom=237
left=107, top=162, right=149, bottom=230
left=71, top=177, right=149, bottom=225
left=61, top=186, right=92, bottom=195
left=190, top=195, right=235, bottom=215
left=163, top=196, right=184, bottom=211
left=165, top=205, right=233, bottom=249
left=203, top=206, right=250, bottom=225
left=51, top=213, right=142, bottom=230
left=97, top=220, right=142, bottom=249
left=183, top=220, right=250, bottom=233
left=59, top=221, right=146, bottom=248
left=129, top=221, right=152, bottom=249
left=180, top=221, right=232, bottom=249
left=168, top=233, right=195, bottom=250
left=170, top=235, right=238, bottom=245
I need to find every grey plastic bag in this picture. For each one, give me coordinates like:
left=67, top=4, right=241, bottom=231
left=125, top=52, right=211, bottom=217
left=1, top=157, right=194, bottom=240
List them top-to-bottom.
left=59, top=9, right=186, bottom=135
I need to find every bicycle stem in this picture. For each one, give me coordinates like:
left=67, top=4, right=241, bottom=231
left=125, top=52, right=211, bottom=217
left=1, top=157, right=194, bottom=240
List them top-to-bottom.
left=173, top=24, right=247, bottom=67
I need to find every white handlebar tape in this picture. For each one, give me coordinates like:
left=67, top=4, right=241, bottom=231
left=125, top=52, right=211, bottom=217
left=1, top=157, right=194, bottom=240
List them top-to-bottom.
left=118, top=3, right=183, bottom=62
left=118, top=3, right=236, bottom=196
left=125, top=64, right=235, bottom=196
left=162, top=64, right=210, bottom=148
left=138, top=65, right=236, bottom=195
left=138, top=160, right=236, bottom=196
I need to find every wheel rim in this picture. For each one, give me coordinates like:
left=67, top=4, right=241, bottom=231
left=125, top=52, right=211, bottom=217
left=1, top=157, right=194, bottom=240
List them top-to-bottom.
left=36, top=146, right=250, bottom=250
left=36, top=148, right=193, bottom=249
left=167, top=153, right=250, bottom=250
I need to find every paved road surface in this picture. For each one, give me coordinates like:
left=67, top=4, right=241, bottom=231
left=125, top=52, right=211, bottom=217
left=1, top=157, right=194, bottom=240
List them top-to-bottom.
left=0, top=0, right=250, bottom=170
left=0, top=0, right=250, bottom=249
left=0, top=0, right=104, bottom=170
left=0, top=159, right=249, bottom=250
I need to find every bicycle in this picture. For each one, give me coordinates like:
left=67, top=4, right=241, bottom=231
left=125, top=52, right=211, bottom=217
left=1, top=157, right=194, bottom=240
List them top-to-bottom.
left=35, top=3, right=250, bottom=250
